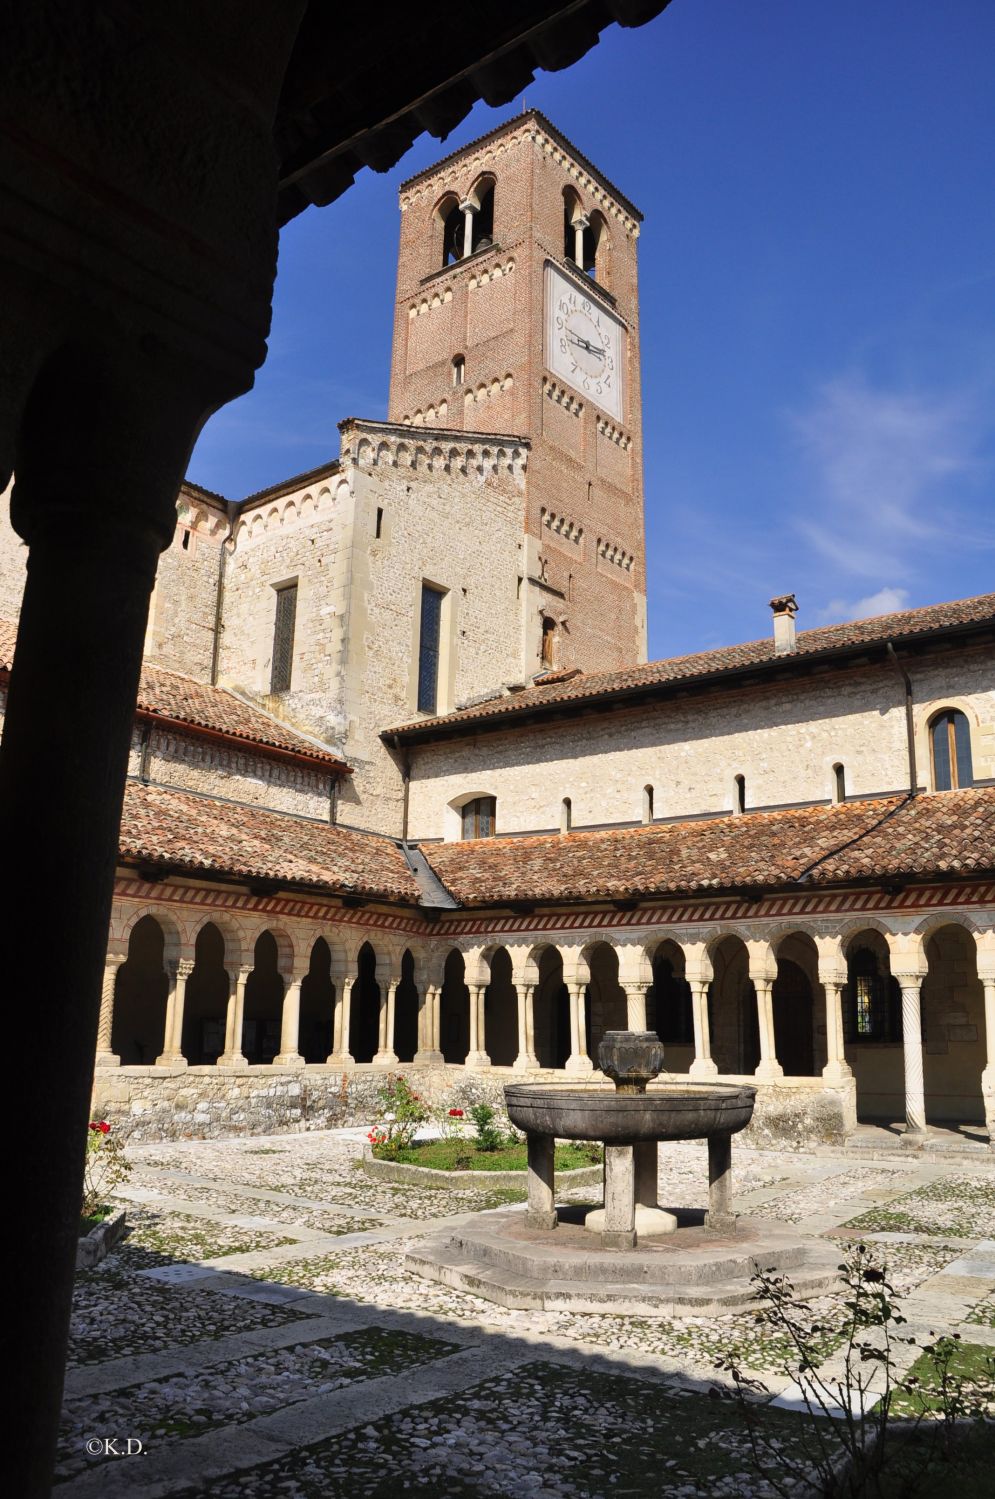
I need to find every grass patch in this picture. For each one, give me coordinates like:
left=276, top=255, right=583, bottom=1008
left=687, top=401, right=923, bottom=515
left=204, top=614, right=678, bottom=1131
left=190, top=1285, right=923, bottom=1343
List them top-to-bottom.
left=379, top=1139, right=600, bottom=1172
left=79, top=1206, right=113, bottom=1237
left=890, top=1341, right=995, bottom=1417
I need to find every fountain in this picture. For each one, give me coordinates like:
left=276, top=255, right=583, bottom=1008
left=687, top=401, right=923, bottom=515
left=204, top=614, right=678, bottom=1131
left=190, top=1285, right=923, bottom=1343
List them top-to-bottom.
left=407, top=1030, right=840, bottom=1316
left=505, top=1031, right=755, bottom=1247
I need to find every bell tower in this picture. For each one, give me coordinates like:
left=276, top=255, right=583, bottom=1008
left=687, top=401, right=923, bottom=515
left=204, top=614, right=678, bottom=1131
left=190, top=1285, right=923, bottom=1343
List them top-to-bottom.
left=388, top=111, right=647, bottom=674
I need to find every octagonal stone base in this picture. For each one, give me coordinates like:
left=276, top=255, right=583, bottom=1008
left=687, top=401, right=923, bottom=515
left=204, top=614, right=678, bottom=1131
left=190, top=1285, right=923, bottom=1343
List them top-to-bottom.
left=407, top=1208, right=840, bottom=1318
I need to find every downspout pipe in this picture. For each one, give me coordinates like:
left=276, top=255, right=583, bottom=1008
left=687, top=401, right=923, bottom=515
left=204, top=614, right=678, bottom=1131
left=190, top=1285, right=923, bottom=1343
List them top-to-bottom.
left=210, top=503, right=236, bottom=686
left=886, top=642, right=918, bottom=797
left=389, top=734, right=411, bottom=842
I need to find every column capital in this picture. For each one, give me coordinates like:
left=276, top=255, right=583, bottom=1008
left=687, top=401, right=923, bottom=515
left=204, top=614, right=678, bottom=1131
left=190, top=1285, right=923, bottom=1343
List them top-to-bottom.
left=458, top=199, right=479, bottom=216
left=105, top=950, right=127, bottom=970
left=168, top=957, right=195, bottom=980
left=893, top=970, right=926, bottom=989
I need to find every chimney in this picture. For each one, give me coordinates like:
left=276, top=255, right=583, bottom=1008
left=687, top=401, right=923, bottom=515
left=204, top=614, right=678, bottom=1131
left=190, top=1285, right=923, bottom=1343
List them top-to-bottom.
left=770, top=593, right=798, bottom=655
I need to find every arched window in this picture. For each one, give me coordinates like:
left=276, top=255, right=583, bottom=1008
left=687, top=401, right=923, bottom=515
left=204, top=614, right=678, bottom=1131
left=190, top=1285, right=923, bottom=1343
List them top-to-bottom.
left=470, top=179, right=494, bottom=253
left=438, top=195, right=463, bottom=266
left=452, top=355, right=465, bottom=387
left=540, top=615, right=557, bottom=668
left=930, top=709, right=974, bottom=791
left=833, top=763, right=846, bottom=804
left=733, top=774, right=746, bottom=815
left=642, top=785, right=654, bottom=824
left=461, top=796, right=496, bottom=840
left=560, top=797, right=572, bottom=834
left=845, top=947, right=901, bottom=1043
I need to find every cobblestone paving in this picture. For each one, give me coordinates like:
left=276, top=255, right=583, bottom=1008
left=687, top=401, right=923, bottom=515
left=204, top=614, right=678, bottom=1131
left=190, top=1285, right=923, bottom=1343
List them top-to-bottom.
left=60, top=1128, right=995, bottom=1497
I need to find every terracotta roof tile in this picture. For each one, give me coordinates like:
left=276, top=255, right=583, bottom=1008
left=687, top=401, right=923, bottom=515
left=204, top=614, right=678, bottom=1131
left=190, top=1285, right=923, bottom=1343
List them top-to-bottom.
left=391, top=592, right=995, bottom=738
left=0, top=617, right=346, bottom=770
left=119, top=782, right=420, bottom=901
left=424, top=788, right=995, bottom=906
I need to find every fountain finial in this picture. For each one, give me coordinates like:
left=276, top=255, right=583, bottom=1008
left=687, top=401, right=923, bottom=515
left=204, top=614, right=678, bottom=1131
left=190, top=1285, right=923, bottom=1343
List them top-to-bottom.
left=598, top=1030, right=665, bottom=1095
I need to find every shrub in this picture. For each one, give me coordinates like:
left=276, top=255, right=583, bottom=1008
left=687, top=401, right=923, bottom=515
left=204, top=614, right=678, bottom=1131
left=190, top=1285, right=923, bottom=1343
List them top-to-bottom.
left=367, top=1075, right=428, bottom=1160
left=469, top=1102, right=503, bottom=1152
left=82, top=1120, right=130, bottom=1221
left=714, top=1243, right=994, bottom=1498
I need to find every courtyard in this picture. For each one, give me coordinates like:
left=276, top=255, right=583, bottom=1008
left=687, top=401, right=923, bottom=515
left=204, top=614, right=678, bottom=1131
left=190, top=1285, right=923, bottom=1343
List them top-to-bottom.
left=62, top=1126, right=995, bottom=1497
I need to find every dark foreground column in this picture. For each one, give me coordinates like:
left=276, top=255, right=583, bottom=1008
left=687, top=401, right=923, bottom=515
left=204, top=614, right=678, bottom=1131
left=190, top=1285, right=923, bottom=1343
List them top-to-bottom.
left=3, top=352, right=230, bottom=1495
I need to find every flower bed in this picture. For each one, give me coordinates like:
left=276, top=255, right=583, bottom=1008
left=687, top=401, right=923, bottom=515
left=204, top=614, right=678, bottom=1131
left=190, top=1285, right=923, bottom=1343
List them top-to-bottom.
left=361, top=1146, right=603, bottom=1191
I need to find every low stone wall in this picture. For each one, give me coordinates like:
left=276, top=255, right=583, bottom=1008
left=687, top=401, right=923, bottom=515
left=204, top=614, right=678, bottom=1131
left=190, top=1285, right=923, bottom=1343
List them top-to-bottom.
left=91, top=1063, right=856, bottom=1147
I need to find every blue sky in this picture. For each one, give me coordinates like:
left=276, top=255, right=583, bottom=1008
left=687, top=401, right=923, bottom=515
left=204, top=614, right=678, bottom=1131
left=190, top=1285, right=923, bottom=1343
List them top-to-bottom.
left=190, top=0, right=995, bottom=661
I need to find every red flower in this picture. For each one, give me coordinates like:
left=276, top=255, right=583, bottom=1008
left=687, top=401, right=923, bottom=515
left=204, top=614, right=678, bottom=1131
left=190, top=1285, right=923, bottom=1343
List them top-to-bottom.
left=449, top=1108, right=464, bottom=1117
left=98, top=1121, right=111, bottom=1134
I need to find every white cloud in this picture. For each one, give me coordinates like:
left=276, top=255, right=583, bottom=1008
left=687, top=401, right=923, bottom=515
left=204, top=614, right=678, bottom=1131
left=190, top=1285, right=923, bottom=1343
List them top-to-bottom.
left=789, top=373, right=985, bottom=583
left=818, top=586, right=910, bottom=623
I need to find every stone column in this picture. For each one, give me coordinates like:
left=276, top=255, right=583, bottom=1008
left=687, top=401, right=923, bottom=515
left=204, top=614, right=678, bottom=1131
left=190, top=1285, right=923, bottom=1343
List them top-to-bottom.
left=460, top=200, right=477, bottom=258
left=573, top=214, right=590, bottom=267
left=95, top=953, right=125, bottom=1066
left=157, top=959, right=193, bottom=1066
left=219, top=968, right=250, bottom=1068
left=897, top=973, right=928, bottom=1139
left=821, top=974, right=852, bottom=1084
left=980, top=975, right=995, bottom=1149
left=274, top=976, right=304, bottom=1067
left=327, top=976, right=354, bottom=1067
left=688, top=978, right=719, bottom=1078
left=373, top=979, right=399, bottom=1066
left=753, top=979, right=784, bottom=1080
left=432, top=981, right=443, bottom=1055
left=565, top=981, right=594, bottom=1073
left=625, top=981, right=648, bottom=1031
left=516, top=982, right=539, bottom=1070
left=413, top=983, right=442, bottom=1065
left=466, top=983, right=491, bottom=1069
left=525, top=1132, right=557, bottom=1230
left=706, top=1133, right=736, bottom=1231
left=602, top=1144, right=637, bottom=1250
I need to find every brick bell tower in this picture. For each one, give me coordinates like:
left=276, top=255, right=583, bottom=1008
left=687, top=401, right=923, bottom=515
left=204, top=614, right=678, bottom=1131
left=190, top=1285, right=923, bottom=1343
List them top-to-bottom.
left=387, top=111, right=647, bottom=676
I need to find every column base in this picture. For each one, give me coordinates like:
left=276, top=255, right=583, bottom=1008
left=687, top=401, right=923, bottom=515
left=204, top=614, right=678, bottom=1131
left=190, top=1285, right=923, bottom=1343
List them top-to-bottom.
left=412, top=1049, right=443, bottom=1065
left=371, top=1051, right=399, bottom=1067
left=465, top=1051, right=492, bottom=1069
left=94, top=1052, right=121, bottom=1068
left=325, top=1052, right=355, bottom=1068
left=154, top=1053, right=188, bottom=1069
left=217, top=1053, right=249, bottom=1070
left=272, top=1053, right=305, bottom=1068
left=515, top=1053, right=540, bottom=1071
left=565, top=1053, right=594, bottom=1074
left=689, top=1057, right=719, bottom=1078
left=754, top=1060, right=785, bottom=1081
left=821, top=1061, right=853, bottom=1084
left=900, top=1125, right=932, bottom=1148
left=586, top=1205, right=676, bottom=1237
left=524, top=1209, right=558, bottom=1231
left=705, top=1212, right=739, bottom=1234
left=600, top=1229, right=637, bottom=1251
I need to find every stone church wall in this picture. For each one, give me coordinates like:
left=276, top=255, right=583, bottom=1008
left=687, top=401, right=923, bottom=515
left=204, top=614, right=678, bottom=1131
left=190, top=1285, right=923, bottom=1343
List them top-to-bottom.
left=405, top=646, right=995, bottom=840
left=127, top=726, right=333, bottom=820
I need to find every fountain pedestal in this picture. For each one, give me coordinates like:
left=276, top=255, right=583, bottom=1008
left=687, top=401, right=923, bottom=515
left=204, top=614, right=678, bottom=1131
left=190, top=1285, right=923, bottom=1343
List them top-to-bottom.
left=525, top=1132, right=558, bottom=1231
left=584, top=1139, right=678, bottom=1241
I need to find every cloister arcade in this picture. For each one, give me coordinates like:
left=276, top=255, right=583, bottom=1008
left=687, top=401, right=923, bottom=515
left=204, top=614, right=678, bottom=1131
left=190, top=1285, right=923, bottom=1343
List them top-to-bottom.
left=97, top=902, right=995, bottom=1143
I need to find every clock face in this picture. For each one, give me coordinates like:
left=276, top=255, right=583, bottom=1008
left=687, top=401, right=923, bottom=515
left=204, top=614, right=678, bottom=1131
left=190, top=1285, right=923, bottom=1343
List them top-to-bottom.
left=545, top=264, right=624, bottom=419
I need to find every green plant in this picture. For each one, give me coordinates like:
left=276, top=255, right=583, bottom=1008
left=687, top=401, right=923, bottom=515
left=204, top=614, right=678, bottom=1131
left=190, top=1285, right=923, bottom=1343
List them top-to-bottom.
left=367, top=1075, right=429, bottom=1159
left=469, top=1102, right=502, bottom=1152
left=82, top=1120, right=131, bottom=1222
left=452, top=1144, right=473, bottom=1171
left=715, top=1243, right=994, bottom=1498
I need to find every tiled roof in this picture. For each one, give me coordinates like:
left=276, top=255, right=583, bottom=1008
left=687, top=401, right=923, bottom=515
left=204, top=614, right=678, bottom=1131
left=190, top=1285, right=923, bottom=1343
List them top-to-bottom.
left=391, top=593, right=995, bottom=739
left=0, top=618, right=347, bottom=772
left=119, top=782, right=420, bottom=902
left=423, top=788, right=995, bottom=906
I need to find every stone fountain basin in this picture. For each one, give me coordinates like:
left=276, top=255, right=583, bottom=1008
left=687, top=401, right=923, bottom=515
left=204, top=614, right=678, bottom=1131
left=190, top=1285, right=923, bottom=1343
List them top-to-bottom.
left=505, top=1084, right=756, bottom=1143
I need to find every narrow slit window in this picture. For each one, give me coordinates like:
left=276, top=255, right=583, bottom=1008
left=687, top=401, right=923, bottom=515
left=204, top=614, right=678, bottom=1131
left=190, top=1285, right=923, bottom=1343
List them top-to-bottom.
left=452, top=355, right=465, bottom=386
left=375, top=506, right=383, bottom=539
left=270, top=583, right=298, bottom=694
left=417, top=584, right=445, bottom=714
left=833, top=763, right=846, bottom=804
left=734, top=774, right=746, bottom=815
left=643, top=785, right=654, bottom=824
left=560, top=797, right=572, bottom=834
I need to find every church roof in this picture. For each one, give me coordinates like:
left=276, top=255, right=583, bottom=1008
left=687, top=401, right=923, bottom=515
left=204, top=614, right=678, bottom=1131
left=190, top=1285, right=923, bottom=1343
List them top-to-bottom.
left=388, top=592, right=995, bottom=743
left=0, top=618, right=348, bottom=774
left=118, top=782, right=419, bottom=901
left=424, top=786, right=995, bottom=907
